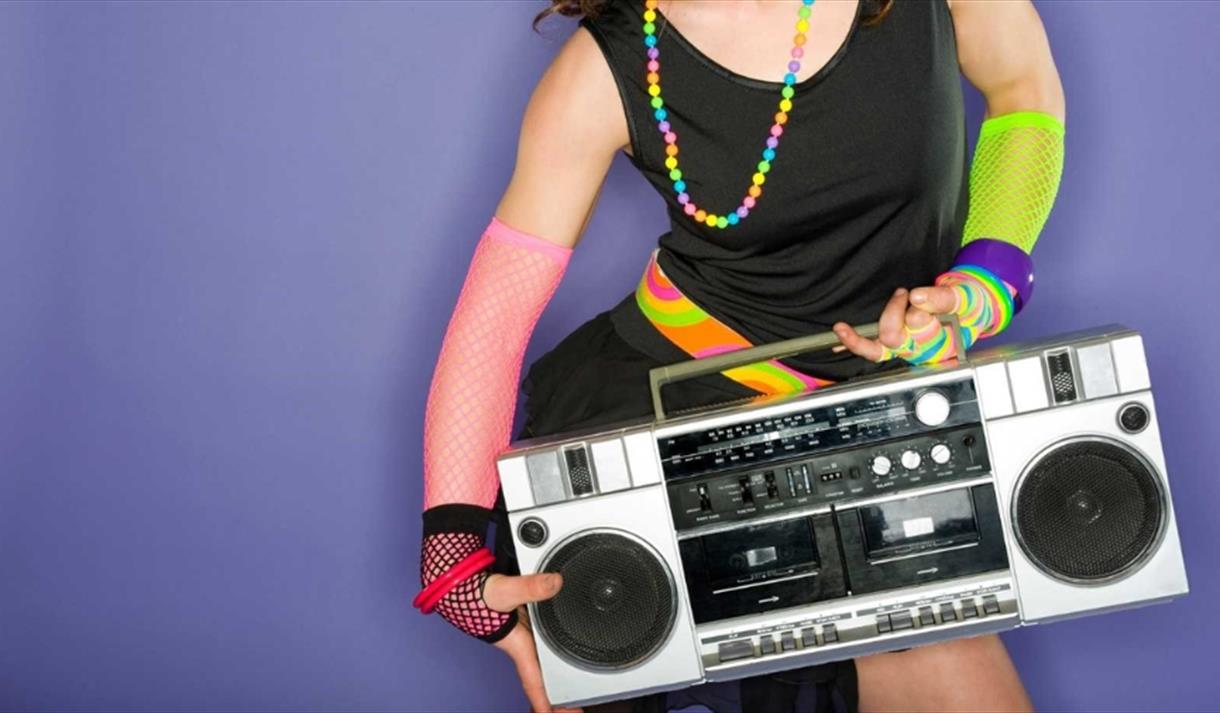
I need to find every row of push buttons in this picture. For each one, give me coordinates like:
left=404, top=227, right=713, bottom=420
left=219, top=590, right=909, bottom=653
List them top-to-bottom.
left=875, top=595, right=1003, bottom=634
left=717, top=624, right=840, bottom=664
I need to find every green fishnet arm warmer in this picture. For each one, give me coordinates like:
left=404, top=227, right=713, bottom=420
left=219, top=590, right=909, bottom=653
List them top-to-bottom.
left=962, top=111, right=1066, bottom=253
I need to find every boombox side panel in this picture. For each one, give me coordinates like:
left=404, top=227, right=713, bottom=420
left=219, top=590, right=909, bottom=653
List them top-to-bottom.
left=985, top=391, right=1189, bottom=624
left=507, top=486, right=704, bottom=707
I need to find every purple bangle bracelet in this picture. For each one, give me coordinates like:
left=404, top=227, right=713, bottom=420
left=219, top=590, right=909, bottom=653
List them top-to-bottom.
left=954, top=238, right=1035, bottom=312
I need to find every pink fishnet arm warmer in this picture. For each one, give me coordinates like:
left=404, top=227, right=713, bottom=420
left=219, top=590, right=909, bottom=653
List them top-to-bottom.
left=419, top=217, right=571, bottom=643
left=423, top=217, right=572, bottom=509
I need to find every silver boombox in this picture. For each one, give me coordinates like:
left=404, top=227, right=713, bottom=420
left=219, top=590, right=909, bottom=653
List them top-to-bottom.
left=496, top=322, right=1189, bottom=708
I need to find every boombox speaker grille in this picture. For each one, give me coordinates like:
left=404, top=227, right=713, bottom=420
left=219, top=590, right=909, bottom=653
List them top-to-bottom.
left=1015, top=439, right=1164, bottom=583
left=535, top=531, right=675, bottom=669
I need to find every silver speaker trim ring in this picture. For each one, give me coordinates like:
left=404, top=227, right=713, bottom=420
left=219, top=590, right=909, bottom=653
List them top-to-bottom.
left=1010, top=433, right=1168, bottom=587
left=530, top=527, right=681, bottom=673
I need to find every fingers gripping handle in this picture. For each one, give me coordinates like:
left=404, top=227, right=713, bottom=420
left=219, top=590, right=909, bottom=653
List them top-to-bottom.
left=648, top=315, right=967, bottom=422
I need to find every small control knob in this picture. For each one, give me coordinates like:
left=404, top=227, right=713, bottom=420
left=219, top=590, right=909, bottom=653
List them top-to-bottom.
left=914, top=390, right=951, bottom=427
left=930, top=443, right=952, bottom=465
left=901, top=450, right=922, bottom=470
left=871, top=455, right=892, bottom=477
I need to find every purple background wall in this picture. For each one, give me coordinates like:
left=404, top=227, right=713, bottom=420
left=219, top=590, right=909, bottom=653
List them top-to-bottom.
left=1, top=1, right=1217, bottom=711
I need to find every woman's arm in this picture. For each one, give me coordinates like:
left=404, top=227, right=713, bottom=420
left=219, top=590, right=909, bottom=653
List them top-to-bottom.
left=836, top=0, right=1065, bottom=362
left=950, top=0, right=1065, bottom=123
left=419, top=25, right=627, bottom=713
left=421, top=25, right=627, bottom=511
left=495, top=26, right=630, bottom=246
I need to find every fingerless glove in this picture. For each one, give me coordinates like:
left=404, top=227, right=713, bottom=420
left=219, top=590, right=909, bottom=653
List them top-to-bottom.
left=420, top=504, right=516, bottom=642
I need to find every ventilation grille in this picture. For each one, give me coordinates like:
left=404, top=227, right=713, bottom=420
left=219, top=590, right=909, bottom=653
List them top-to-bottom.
left=1046, top=350, right=1078, bottom=404
left=563, top=446, right=594, bottom=496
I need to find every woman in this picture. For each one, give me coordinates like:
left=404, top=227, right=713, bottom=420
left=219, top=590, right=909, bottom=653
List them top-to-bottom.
left=417, top=0, right=1065, bottom=710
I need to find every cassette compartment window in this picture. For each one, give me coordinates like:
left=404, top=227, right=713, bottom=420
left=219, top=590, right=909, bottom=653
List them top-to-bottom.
left=859, top=490, right=980, bottom=562
left=701, top=517, right=819, bottom=591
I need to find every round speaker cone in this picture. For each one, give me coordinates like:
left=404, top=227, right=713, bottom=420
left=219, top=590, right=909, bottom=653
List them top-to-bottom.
left=1014, top=439, right=1164, bottom=582
left=534, top=531, right=675, bottom=669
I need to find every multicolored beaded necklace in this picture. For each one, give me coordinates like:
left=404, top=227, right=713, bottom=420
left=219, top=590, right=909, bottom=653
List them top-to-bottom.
left=642, top=0, right=816, bottom=230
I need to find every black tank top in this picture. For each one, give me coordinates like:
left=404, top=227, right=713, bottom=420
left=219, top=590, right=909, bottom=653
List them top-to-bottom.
left=583, top=0, right=969, bottom=383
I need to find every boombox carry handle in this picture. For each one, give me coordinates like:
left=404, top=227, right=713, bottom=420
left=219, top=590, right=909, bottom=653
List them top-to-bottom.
left=648, top=314, right=968, bottom=422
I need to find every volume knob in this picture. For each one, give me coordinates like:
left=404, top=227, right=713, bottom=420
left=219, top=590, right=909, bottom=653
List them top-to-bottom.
left=914, top=390, right=951, bottom=427
left=930, top=443, right=952, bottom=465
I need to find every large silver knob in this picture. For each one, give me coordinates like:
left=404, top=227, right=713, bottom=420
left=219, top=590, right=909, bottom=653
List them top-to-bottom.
left=914, top=390, right=951, bottom=427
left=901, top=450, right=922, bottom=470
left=871, top=455, right=892, bottom=476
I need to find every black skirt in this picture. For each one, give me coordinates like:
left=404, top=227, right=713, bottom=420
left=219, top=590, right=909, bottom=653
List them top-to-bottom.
left=490, top=302, right=859, bottom=713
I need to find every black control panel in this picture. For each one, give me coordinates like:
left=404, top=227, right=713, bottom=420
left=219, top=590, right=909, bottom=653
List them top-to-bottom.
left=661, top=378, right=1005, bottom=628
left=657, top=380, right=980, bottom=483
left=668, top=423, right=991, bottom=531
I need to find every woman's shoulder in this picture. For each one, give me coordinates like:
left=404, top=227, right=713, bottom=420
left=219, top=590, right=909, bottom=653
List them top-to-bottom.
left=518, top=5, right=638, bottom=160
left=493, top=11, right=630, bottom=241
left=529, top=19, right=627, bottom=145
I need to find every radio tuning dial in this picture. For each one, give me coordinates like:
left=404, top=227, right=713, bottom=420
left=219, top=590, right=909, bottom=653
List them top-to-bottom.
left=914, top=390, right=951, bottom=427
left=931, top=443, right=952, bottom=465
left=901, top=450, right=922, bottom=470
left=870, top=455, right=892, bottom=476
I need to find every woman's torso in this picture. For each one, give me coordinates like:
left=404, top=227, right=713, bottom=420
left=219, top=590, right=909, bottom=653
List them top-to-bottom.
left=580, top=0, right=968, bottom=382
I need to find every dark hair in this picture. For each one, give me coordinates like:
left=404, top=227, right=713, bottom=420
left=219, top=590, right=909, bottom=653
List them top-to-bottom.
left=533, top=0, right=894, bottom=31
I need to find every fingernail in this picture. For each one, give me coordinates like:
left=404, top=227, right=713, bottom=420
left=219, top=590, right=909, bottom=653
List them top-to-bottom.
left=895, top=288, right=907, bottom=296
left=910, top=291, right=926, bottom=304
left=547, top=574, right=562, bottom=592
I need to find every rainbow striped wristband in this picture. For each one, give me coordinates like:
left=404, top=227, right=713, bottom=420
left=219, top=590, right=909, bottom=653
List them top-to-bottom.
left=883, top=263, right=1018, bottom=366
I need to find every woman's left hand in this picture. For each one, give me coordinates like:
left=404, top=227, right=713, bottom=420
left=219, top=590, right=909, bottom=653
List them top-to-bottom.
left=832, top=284, right=962, bottom=364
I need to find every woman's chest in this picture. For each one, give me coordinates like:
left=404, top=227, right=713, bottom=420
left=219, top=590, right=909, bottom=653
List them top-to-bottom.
left=641, top=35, right=965, bottom=248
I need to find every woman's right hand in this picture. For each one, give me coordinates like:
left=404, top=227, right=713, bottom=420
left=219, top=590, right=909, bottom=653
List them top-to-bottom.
left=484, top=572, right=582, bottom=713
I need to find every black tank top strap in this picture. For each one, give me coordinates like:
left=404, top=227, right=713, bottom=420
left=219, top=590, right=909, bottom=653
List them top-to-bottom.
left=578, top=1, right=653, bottom=162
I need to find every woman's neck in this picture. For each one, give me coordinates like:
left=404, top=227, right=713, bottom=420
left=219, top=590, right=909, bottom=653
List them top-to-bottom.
left=653, top=0, right=859, bottom=86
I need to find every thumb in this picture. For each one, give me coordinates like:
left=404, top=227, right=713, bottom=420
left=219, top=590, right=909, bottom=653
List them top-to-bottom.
left=908, top=285, right=959, bottom=314
left=484, top=572, right=564, bottom=612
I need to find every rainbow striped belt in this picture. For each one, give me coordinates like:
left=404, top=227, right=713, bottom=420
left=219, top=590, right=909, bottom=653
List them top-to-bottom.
left=634, top=249, right=835, bottom=396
